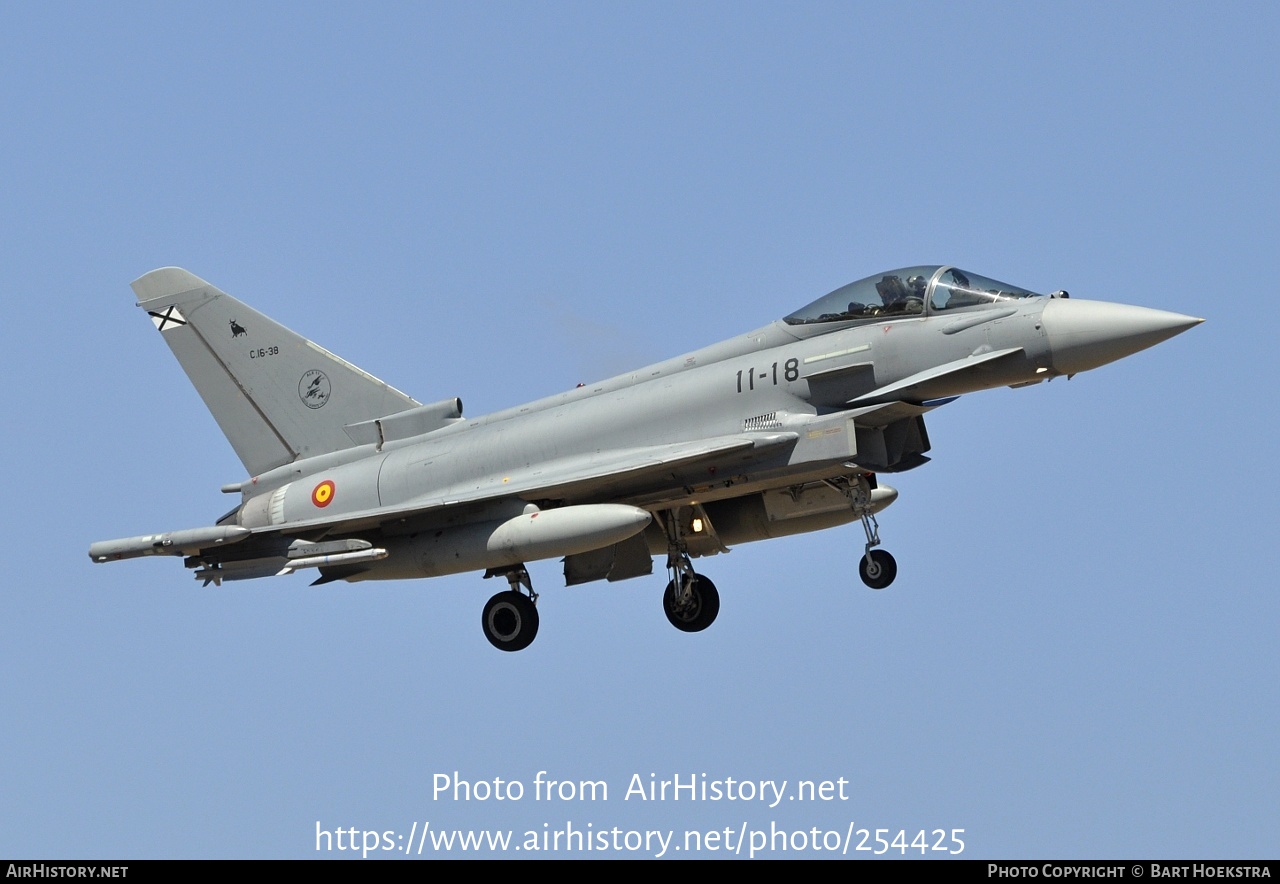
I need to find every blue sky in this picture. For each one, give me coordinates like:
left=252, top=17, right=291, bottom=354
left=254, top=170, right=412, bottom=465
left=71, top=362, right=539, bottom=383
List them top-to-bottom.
left=2, top=2, right=1276, bottom=859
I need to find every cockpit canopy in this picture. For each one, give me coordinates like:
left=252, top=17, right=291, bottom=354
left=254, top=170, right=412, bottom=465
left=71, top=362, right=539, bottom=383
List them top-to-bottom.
left=783, top=266, right=1044, bottom=325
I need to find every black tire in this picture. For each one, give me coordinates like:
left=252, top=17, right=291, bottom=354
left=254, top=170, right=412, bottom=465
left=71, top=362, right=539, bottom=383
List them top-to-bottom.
left=858, top=549, right=897, bottom=589
left=662, top=574, right=720, bottom=632
left=481, top=590, right=539, bottom=651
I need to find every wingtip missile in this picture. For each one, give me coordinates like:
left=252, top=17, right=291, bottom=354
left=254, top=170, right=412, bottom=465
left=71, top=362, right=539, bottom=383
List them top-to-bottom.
left=89, top=525, right=252, bottom=562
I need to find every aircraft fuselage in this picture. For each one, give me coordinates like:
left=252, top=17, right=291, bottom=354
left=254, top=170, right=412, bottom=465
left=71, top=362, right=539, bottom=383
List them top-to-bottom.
left=90, top=264, right=1200, bottom=649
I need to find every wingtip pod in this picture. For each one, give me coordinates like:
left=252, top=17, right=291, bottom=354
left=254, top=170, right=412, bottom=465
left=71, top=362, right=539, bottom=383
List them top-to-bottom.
left=130, top=267, right=218, bottom=305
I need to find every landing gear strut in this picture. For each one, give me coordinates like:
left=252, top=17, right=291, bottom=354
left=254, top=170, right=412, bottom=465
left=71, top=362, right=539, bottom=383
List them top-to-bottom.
left=658, top=509, right=720, bottom=633
left=481, top=565, right=539, bottom=651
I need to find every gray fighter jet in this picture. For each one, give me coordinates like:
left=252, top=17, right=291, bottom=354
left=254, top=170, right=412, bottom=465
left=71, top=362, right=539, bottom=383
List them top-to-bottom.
left=90, top=266, right=1200, bottom=651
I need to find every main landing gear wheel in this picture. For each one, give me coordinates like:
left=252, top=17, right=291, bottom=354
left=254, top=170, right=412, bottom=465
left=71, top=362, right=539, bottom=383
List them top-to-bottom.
left=859, top=549, right=897, bottom=590
left=663, top=574, right=720, bottom=633
left=482, top=590, right=539, bottom=651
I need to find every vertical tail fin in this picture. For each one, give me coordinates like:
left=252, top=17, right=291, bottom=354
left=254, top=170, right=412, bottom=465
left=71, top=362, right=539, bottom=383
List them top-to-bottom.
left=132, top=268, right=420, bottom=476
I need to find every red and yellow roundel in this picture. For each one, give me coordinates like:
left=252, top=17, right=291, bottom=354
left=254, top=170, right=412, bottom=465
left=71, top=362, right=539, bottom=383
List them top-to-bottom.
left=311, top=479, right=335, bottom=508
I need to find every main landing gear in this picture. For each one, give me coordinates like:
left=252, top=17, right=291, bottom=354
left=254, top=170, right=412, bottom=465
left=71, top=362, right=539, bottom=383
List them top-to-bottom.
left=475, top=477, right=898, bottom=649
left=658, top=509, right=720, bottom=633
left=481, top=566, right=539, bottom=652
left=663, top=572, right=720, bottom=632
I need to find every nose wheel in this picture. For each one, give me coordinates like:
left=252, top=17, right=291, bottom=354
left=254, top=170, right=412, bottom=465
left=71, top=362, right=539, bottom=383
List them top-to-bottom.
left=858, top=549, right=897, bottom=589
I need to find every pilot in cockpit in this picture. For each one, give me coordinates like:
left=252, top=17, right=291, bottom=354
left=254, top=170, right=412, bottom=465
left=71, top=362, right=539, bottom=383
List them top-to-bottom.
left=873, top=274, right=927, bottom=316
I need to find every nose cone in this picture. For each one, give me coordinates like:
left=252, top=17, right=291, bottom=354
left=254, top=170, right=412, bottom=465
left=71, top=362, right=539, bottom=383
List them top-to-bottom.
left=1042, top=298, right=1203, bottom=376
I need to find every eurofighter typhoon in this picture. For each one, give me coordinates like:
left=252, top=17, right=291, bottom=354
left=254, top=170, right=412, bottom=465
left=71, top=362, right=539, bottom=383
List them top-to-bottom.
left=90, top=266, right=1200, bottom=650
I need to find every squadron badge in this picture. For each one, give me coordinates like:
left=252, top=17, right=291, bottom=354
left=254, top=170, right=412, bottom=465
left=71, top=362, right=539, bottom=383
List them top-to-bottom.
left=299, top=370, right=331, bottom=409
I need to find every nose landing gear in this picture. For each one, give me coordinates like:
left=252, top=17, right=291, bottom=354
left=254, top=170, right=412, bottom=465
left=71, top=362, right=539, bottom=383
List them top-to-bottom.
left=833, top=473, right=898, bottom=590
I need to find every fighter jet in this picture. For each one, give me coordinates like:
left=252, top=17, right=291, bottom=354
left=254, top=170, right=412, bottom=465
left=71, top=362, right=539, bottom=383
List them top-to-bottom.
left=89, top=266, right=1200, bottom=651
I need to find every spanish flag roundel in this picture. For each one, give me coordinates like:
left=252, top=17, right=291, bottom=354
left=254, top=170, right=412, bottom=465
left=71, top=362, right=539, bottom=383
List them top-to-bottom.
left=311, top=480, right=335, bottom=508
